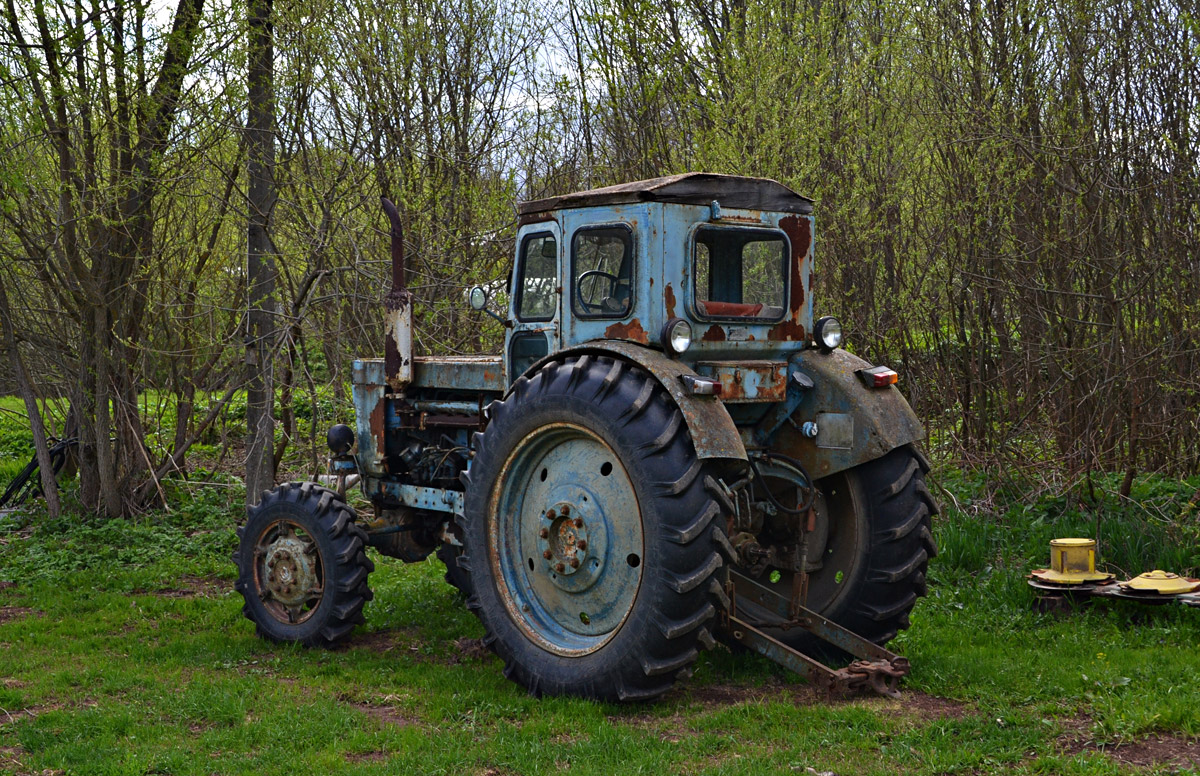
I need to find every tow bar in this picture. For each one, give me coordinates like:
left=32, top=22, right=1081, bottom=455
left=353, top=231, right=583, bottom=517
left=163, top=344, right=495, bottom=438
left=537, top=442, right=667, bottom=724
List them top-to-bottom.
left=722, top=568, right=910, bottom=699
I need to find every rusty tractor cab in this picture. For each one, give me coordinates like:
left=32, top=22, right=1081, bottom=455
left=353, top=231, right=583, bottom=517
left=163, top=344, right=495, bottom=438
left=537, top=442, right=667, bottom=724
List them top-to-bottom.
left=234, top=173, right=937, bottom=701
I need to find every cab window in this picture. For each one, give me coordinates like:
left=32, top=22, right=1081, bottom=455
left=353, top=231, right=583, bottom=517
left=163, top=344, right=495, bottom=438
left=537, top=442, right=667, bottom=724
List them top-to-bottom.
left=572, top=225, right=633, bottom=318
left=694, top=227, right=787, bottom=319
left=515, top=232, right=557, bottom=321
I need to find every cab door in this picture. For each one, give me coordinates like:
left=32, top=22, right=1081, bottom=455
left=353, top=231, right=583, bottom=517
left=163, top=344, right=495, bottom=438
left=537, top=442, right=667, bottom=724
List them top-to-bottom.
left=505, top=221, right=562, bottom=383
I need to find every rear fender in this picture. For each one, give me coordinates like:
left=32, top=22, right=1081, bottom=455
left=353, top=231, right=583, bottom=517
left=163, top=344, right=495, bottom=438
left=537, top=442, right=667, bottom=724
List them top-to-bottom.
left=517, top=341, right=747, bottom=463
left=768, top=349, right=925, bottom=479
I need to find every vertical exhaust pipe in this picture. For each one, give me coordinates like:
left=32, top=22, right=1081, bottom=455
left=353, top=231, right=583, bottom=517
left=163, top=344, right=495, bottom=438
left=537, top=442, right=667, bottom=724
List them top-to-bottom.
left=381, top=197, right=413, bottom=391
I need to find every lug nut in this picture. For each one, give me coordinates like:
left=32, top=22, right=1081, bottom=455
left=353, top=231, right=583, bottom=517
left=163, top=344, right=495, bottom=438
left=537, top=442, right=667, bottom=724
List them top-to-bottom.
left=561, top=505, right=570, bottom=516
left=545, top=509, right=556, bottom=520
left=574, top=518, right=583, bottom=528
left=539, top=528, right=550, bottom=539
left=577, top=539, right=587, bottom=550
left=542, top=549, right=553, bottom=560
left=267, top=557, right=276, bottom=568
left=569, top=558, right=580, bottom=569
left=555, top=562, right=565, bottom=573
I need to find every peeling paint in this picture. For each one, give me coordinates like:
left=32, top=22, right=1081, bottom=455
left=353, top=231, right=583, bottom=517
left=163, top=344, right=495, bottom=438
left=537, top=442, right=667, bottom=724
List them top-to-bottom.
left=770, top=215, right=813, bottom=342
left=664, top=283, right=677, bottom=319
left=604, top=317, right=650, bottom=344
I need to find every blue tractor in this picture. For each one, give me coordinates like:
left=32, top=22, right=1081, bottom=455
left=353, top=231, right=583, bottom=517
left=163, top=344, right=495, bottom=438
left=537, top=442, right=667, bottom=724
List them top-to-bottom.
left=234, top=173, right=937, bottom=701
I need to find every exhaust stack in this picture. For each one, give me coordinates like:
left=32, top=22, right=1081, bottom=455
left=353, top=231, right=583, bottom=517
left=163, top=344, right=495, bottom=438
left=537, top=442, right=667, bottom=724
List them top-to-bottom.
left=381, top=197, right=413, bottom=391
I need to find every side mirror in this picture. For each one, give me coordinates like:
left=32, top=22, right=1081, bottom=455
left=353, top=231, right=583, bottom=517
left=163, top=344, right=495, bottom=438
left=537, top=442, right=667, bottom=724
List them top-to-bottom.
left=467, top=284, right=510, bottom=328
left=468, top=285, right=488, bottom=311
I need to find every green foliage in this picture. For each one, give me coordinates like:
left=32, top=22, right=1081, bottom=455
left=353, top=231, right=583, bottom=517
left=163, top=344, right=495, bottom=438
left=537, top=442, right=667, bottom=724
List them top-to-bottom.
left=0, top=397, right=34, bottom=483
left=934, top=469, right=1200, bottom=581
left=0, top=476, right=240, bottom=584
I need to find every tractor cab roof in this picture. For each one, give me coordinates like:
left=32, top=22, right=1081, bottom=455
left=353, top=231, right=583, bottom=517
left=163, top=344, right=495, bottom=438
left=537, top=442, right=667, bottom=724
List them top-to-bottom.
left=518, top=172, right=814, bottom=216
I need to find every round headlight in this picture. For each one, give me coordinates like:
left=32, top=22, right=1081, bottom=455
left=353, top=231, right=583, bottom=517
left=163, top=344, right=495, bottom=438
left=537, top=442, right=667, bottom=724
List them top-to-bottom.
left=814, top=316, right=843, bottom=352
left=662, top=318, right=693, bottom=355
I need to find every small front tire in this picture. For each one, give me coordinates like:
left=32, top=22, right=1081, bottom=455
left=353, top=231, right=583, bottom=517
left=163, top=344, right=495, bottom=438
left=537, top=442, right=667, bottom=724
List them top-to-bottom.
left=234, top=482, right=374, bottom=647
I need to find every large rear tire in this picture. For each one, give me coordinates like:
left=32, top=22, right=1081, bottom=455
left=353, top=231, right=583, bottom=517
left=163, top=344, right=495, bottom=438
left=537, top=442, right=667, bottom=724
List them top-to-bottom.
left=461, top=355, right=734, bottom=702
left=743, top=445, right=937, bottom=654
left=234, top=482, right=374, bottom=647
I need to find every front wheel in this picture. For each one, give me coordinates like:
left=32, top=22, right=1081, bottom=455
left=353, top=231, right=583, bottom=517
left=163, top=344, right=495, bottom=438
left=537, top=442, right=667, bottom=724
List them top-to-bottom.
left=461, top=356, right=734, bottom=702
left=234, top=482, right=374, bottom=647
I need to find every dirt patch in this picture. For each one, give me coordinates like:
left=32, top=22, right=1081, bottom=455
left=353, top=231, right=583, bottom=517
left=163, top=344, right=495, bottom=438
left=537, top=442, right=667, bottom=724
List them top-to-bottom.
left=136, top=575, right=227, bottom=599
left=0, top=581, right=16, bottom=591
left=0, top=607, right=37, bottom=626
left=351, top=629, right=405, bottom=654
left=351, top=630, right=494, bottom=666
left=453, top=637, right=490, bottom=662
left=611, top=678, right=797, bottom=732
left=612, top=678, right=968, bottom=740
left=855, top=690, right=971, bottom=722
left=899, top=691, right=970, bottom=720
left=352, top=701, right=421, bottom=729
left=0, top=705, right=48, bottom=726
left=1059, top=722, right=1200, bottom=770
left=1100, top=736, right=1200, bottom=769
left=0, top=745, right=27, bottom=771
left=345, top=750, right=389, bottom=763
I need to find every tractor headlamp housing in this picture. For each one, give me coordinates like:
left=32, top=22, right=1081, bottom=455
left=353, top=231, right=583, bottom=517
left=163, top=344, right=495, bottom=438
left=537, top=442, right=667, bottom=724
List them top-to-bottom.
left=814, top=316, right=843, bottom=352
left=662, top=318, right=693, bottom=356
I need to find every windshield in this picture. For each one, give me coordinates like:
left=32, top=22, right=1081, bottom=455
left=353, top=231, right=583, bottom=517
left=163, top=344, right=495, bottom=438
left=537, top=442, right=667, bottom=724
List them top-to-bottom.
left=694, top=227, right=787, bottom=319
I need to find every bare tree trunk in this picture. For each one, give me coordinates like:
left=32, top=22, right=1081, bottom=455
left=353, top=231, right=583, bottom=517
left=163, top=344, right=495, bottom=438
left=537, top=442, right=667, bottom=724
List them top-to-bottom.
left=245, top=0, right=277, bottom=505
left=0, top=277, right=62, bottom=519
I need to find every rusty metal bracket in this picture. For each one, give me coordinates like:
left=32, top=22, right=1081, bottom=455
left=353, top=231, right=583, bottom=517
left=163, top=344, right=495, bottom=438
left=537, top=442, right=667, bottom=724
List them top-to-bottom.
left=723, top=568, right=910, bottom=699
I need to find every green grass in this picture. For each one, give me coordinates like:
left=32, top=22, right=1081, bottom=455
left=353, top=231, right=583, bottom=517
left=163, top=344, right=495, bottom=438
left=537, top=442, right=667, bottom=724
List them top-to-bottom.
left=0, top=396, right=36, bottom=483
left=1, top=470, right=1198, bottom=775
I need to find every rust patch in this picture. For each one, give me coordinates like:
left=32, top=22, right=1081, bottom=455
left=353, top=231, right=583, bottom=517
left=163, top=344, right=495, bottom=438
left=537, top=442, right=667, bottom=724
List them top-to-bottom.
left=517, top=210, right=556, bottom=226
left=771, top=215, right=813, bottom=342
left=664, top=283, right=677, bottom=319
left=604, top=318, right=650, bottom=344
left=767, top=319, right=807, bottom=342
left=701, top=324, right=726, bottom=342
left=384, top=328, right=403, bottom=389
left=697, top=362, right=787, bottom=402
left=369, top=397, right=387, bottom=465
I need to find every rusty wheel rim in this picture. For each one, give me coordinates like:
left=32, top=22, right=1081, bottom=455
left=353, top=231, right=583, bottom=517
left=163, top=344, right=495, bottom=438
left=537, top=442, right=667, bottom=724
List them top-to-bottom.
left=754, top=461, right=864, bottom=615
left=251, top=519, right=325, bottom=626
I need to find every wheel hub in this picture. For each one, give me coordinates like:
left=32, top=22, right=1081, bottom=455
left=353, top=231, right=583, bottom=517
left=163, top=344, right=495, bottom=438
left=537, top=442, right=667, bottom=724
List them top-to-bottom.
left=536, top=502, right=602, bottom=588
left=255, top=523, right=322, bottom=618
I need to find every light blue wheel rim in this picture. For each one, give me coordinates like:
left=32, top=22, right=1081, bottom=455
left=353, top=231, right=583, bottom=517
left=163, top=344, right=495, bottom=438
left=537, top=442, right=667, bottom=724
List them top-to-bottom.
left=490, top=422, right=644, bottom=656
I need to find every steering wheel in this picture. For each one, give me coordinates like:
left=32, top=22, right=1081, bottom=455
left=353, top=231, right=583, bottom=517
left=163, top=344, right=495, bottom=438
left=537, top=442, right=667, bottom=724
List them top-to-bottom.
left=576, top=270, right=623, bottom=313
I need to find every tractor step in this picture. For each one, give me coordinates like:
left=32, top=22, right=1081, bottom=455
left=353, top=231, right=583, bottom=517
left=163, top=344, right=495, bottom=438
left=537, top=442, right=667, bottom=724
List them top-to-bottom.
left=722, top=569, right=910, bottom=699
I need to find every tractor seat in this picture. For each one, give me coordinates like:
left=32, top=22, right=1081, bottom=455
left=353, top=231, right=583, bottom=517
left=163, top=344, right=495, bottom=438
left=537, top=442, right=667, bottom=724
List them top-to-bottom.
left=697, top=300, right=764, bottom=317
